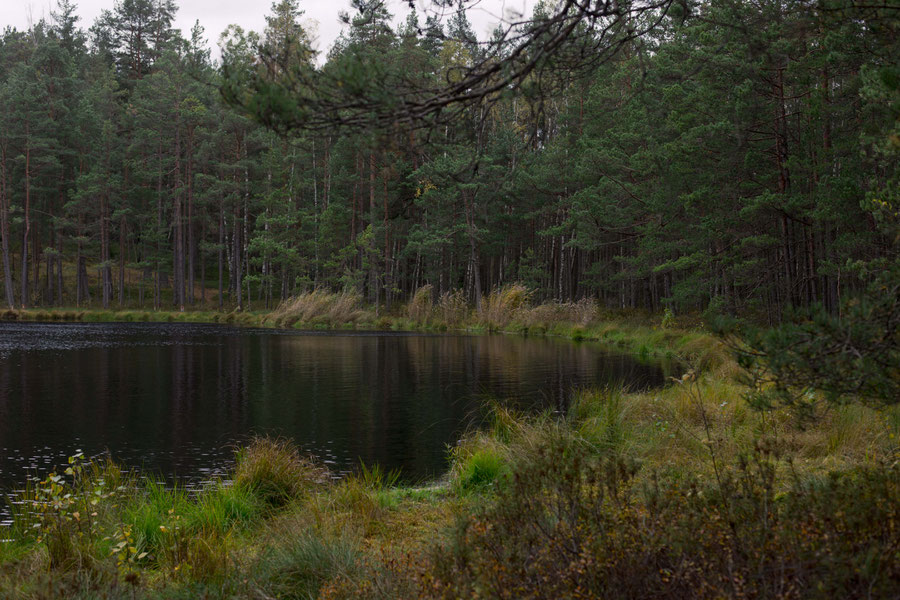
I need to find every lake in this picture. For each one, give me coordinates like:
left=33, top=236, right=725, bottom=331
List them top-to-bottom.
left=0, top=322, right=668, bottom=493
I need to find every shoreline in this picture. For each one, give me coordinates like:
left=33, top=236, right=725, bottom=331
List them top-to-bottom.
left=0, top=306, right=728, bottom=372
left=0, top=313, right=896, bottom=597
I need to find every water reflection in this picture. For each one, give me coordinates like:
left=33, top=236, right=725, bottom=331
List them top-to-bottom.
left=0, top=323, right=667, bottom=489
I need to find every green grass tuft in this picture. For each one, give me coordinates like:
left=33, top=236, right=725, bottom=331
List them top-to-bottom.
left=453, top=448, right=509, bottom=493
left=183, top=483, right=263, bottom=534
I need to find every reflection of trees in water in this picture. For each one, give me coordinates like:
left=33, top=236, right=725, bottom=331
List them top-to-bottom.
left=0, top=331, right=665, bottom=487
left=400, top=335, right=658, bottom=411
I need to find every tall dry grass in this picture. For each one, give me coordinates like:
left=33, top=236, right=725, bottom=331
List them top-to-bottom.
left=478, top=283, right=530, bottom=329
left=406, top=285, right=434, bottom=323
left=406, top=285, right=471, bottom=328
left=270, top=289, right=365, bottom=328
left=436, top=289, right=469, bottom=327
left=516, top=297, right=600, bottom=328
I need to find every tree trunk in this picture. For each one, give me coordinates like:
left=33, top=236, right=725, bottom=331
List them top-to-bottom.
left=774, top=69, right=794, bottom=309
left=21, top=125, right=30, bottom=309
left=173, top=125, right=185, bottom=311
left=187, top=130, right=195, bottom=305
left=155, top=141, right=163, bottom=311
left=311, top=141, right=319, bottom=285
left=0, top=146, right=14, bottom=309
left=369, top=150, right=378, bottom=309
left=383, top=172, right=391, bottom=309
left=233, top=185, right=242, bottom=311
left=464, top=189, right=482, bottom=311
left=101, top=192, right=111, bottom=308
left=218, top=196, right=224, bottom=311
left=200, top=206, right=206, bottom=305
left=118, top=216, right=126, bottom=306
left=33, top=221, right=41, bottom=304
left=56, top=221, right=63, bottom=305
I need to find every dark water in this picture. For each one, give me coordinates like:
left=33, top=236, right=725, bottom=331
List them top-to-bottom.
left=0, top=322, right=667, bottom=493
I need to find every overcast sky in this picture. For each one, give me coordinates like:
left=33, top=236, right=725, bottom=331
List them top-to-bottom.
left=1, top=0, right=534, bottom=61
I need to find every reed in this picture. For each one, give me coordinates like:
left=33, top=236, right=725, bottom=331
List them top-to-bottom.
left=478, top=283, right=529, bottom=330
left=406, top=284, right=434, bottom=324
left=270, top=289, right=365, bottom=328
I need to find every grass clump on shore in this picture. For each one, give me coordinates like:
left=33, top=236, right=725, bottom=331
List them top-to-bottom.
left=478, top=284, right=530, bottom=330
left=404, top=285, right=468, bottom=329
left=406, top=285, right=435, bottom=324
left=268, top=290, right=364, bottom=329
left=233, top=437, right=329, bottom=508
left=451, top=447, right=509, bottom=493
left=182, top=483, right=263, bottom=534
left=251, top=527, right=361, bottom=600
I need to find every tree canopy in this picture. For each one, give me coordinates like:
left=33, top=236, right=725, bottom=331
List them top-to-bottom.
left=0, top=0, right=895, bottom=330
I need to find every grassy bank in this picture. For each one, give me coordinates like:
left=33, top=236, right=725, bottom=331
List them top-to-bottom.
left=0, top=307, right=269, bottom=328
left=2, top=379, right=898, bottom=598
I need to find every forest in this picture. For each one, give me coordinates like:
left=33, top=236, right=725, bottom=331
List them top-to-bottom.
left=0, top=0, right=895, bottom=323
left=1, top=2, right=900, bottom=598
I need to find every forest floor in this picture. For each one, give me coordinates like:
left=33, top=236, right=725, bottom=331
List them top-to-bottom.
left=0, top=291, right=898, bottom=598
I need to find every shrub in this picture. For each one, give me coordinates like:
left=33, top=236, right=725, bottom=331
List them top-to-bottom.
left=721, top=260, right=900, bottom=410
left=661, top=307, right=677, bottom=329
left=421, top=434, right=900, bottom=600
left=10, top=453, right=132, bottom=571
